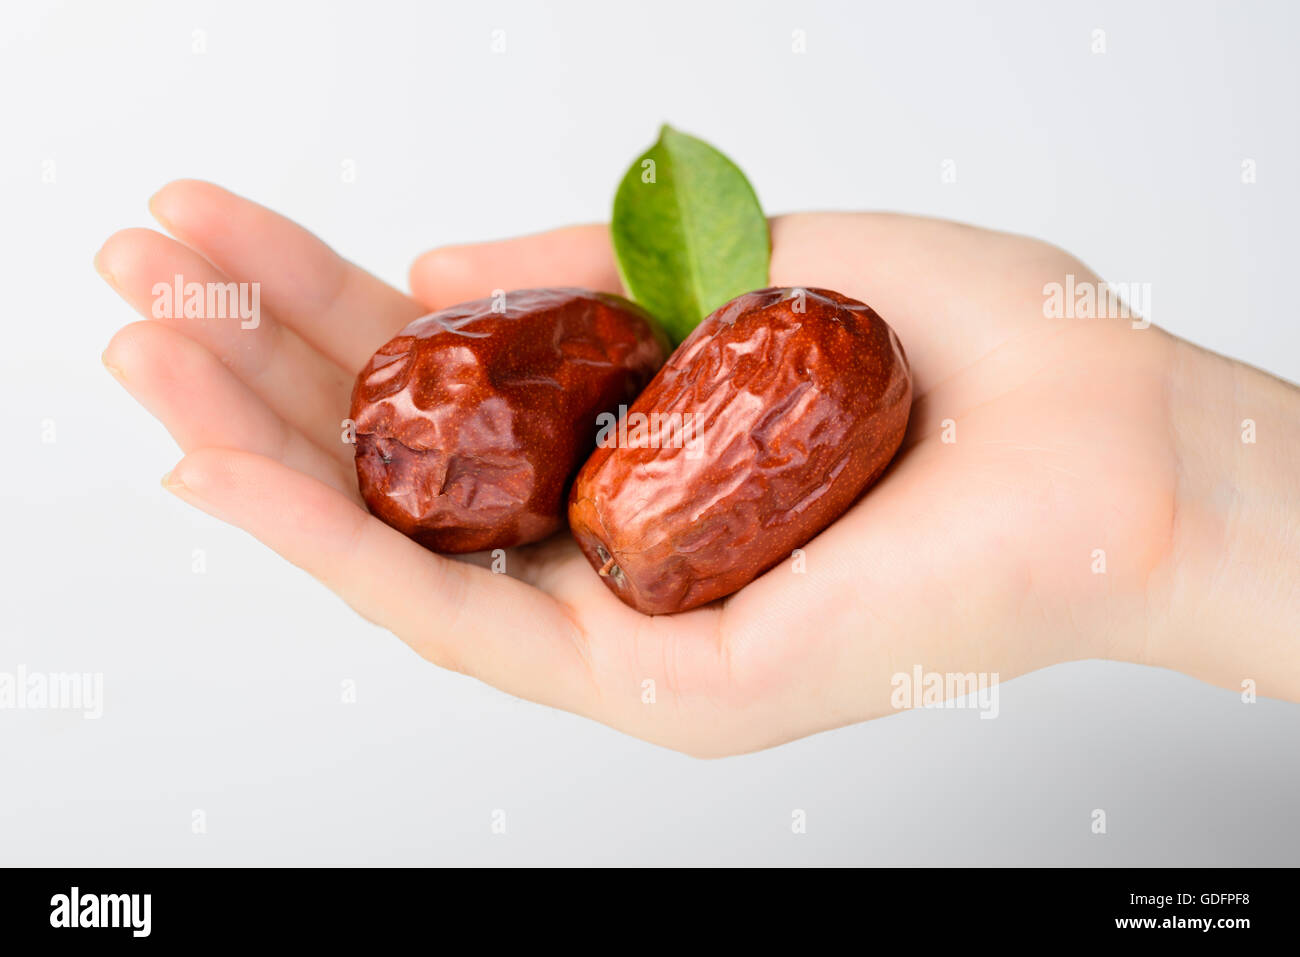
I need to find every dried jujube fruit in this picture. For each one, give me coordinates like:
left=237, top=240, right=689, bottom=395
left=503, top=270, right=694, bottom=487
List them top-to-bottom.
left=351, top=287, right=668, bottom=553
left=568, top=287, right=912, bottom=614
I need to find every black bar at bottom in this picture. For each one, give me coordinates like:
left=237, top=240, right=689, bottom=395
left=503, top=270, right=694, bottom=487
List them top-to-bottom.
left=0, top=866, right=1284, bottom=942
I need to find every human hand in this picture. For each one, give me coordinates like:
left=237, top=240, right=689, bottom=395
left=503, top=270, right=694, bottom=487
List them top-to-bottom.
left=97, top=182, right=1300, bottom=756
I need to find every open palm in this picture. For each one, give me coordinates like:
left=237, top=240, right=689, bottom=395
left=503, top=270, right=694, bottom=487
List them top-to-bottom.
left=99, top=182, right=1176, bottom=756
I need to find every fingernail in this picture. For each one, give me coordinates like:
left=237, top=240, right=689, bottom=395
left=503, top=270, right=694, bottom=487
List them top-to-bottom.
left=147, top=191, right=173, bottom=232
left=92, top=248, right=117, bottom=287
left=101, top=351, right=125, bottom=381
left=161, top=471, right=187, bottom=494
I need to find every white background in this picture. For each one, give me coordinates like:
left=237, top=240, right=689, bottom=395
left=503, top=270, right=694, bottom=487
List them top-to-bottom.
left=2, top=0, right=1297, bottom=865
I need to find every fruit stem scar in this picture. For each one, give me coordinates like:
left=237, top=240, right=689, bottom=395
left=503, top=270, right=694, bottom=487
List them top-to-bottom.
left=598, top=557, right=615, bottom=577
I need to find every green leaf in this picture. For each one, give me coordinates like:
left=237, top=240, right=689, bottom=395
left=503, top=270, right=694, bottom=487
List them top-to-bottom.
left=611, top=125, right=770, bottom=343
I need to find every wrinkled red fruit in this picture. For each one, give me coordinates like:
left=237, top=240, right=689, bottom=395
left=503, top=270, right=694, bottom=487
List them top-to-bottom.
left=568, top=287, right=912, bottom=615
left=351, top=288, right=668, bottom=553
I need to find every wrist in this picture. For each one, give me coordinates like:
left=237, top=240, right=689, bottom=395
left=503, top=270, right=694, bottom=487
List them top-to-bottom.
left=1147, top=336, right=1300, bottom=700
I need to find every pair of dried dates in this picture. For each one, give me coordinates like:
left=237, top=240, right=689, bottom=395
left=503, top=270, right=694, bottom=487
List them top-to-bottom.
left=351, top=286, right=911, bottom=614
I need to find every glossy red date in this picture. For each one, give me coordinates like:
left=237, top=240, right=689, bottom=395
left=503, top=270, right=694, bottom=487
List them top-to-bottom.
left=568, top=287, right=912, bottom=614
left=351, top=288, right=668, bottom=553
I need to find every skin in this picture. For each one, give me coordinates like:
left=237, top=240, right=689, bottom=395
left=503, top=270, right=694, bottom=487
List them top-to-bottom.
left=97, top=181, right=1300, bottom=757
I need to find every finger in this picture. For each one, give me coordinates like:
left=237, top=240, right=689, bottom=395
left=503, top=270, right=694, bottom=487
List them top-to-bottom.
left=148, top=180, right=424, bottom=372
left=409, top=223, right=621, bottom=309
left=95, top=227, right=353, bottom=455
left=103, top=321, right=357, bottom=497
left=163, top=448, right=600, bottom=712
